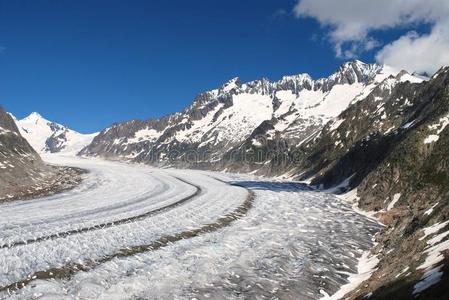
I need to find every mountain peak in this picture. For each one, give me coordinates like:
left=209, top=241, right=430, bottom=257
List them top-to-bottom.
left=339, top=59, right=379, bottom=72
left=353, top=59, right=366, bottom=64
left=325, top=60, right=383, bottom=87
left=430, top=66, right=449, bottom=80
left=395, top=69, right=410, bottom=79
left=221, top=77, right=241, bottom=92
left=14, top=111, right=97, bottom=154
left=23, top=112, right=45, bottom=122
left=29, top=112, right=42, bottom=118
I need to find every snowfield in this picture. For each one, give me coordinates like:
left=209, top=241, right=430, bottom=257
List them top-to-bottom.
left=0, top=155, right=381, bottom=299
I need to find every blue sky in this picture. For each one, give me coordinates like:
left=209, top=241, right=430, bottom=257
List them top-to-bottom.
left=0, top=0, right=443, bottom=133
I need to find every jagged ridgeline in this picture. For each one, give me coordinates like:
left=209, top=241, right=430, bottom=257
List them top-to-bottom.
left=79, top=60, right=423, bottom=173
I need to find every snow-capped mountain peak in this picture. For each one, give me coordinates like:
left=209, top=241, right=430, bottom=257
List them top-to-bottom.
left=221, top=77, right=241, bottom=92
left=23, top=111, right=44, bottom=121
left=13, top=112, right=97, bottom=155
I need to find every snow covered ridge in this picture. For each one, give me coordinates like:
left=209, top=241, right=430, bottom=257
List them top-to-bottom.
left=80, top=60, right=424, bottom=165
left=11, top=112, right=98, bottom=155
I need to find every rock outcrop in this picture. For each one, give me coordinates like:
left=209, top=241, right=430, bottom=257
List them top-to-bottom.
left=0, top=107, right=85, bottom=202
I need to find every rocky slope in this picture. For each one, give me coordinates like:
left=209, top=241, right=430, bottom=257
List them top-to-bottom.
left=260, top=66, right=449, bottom=299
left=338, top=67, right=449, bottom=299
left=0, top=107, right=85, bottom=202
left=14, top=112, right=97, bottom=154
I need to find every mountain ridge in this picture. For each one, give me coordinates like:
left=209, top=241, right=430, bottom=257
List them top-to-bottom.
left=80, top=60, right=420, bottom=169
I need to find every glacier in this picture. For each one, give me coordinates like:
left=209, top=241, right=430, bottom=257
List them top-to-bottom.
left=0, top=154, right=381, bottom=299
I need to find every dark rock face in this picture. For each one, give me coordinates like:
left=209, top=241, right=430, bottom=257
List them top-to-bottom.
left=345, top=68, right=449, bottom=299
left=0, top=106, right=48, bottom=198
left=0, top=107, right=84, bottom=201
left=0, top=109, right=21, bottom=133
left=44, top=122, right=68, bottom=153
left=45, top=131, right=68, bottom=153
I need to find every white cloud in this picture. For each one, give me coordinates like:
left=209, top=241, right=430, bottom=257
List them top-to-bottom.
left=294, top=0, right=449, bottom=74
left=376, top=23, right=449, bottom=74
left=335, top=37, right=380, bottom=59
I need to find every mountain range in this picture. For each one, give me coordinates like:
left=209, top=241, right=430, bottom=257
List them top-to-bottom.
left=80, top=61, right=421, bottom=169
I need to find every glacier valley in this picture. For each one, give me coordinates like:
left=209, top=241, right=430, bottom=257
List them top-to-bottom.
left=0, top=154, right=380, bottom=299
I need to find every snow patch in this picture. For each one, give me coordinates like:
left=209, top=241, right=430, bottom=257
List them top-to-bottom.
left=424, top=114, right=449, bottom=144
left=329, top=118, right=345, bottom=131
left=127, top=128, right=162, bottom=144
left=424, top=135, right=440, bottom=144
left=386, top=193, right=401, bottom=210
left=424, top=202, right=439, bottom=216
left=417, top=221, right=449, bottom=272
left=419, top=221, right=449, bottom=241
left=321, top=251, right=379, bottom=300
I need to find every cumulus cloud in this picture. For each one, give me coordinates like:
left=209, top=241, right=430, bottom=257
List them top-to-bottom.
left=293, top=0, right=449, bottom=74
left=376, top=23, right=449, bottom=74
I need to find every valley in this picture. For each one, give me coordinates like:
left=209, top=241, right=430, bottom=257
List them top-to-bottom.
left=1, top=61, right=449, bottom=299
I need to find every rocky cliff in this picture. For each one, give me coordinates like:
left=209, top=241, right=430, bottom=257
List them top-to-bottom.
left=342, top=68, right=449, bottom=299
left=0, top=107, right=85, bottom=202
